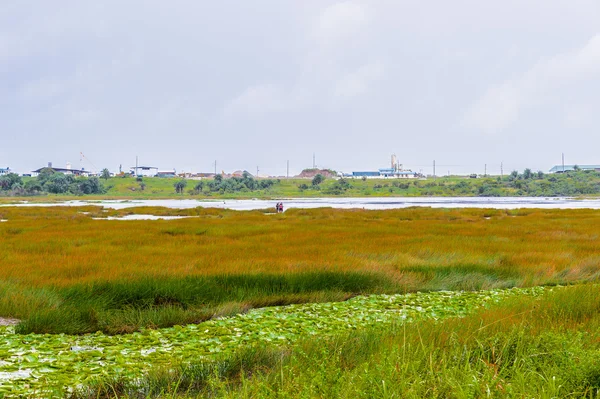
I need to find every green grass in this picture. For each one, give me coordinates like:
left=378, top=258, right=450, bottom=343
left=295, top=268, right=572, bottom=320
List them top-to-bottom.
left=2, top=205, right=600, bottom=335
left=16, top=272, right=393, bottom=335
left=71, top=284, right=600, bottom=398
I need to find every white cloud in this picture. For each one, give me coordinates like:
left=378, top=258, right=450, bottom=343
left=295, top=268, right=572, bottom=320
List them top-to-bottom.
left=312, top=1, right=370, bottom=46
left=224, top=2, right=380, bottom=116
left=463, top=34, right=600, bottom=134
left=225, top=60, right=385, bottom=116
left=333, top=61, right=385, bottom=99
left=19, top=79, right=66, bottom=102
left=225, top=84, right=289, bottom=115
left=564, top=103, right=595, bottom=128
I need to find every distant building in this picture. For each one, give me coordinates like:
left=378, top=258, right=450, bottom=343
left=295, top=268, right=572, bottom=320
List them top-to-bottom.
left=344, top=155, right=422, bottom=179
left=32, top=162, right=89, bottom=177
left=549, top=165, right=600, bottom=173
left=130, top=166, right=158, bottom=177
left=0, top=167, right=11, bottom=176
left=345, top=168, right=420, bottom=179
left=156, top=169, right=177, bottom=178
left=230, top=170, right=253, bottom=178
left=194, top=173, right=216, bottom=179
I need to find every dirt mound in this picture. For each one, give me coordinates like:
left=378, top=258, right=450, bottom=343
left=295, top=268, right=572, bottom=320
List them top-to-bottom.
left=296, top=169, right=337, bottom=179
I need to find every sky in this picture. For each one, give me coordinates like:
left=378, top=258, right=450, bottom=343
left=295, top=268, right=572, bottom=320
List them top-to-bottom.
left=1, top=1, right=599, bottom=176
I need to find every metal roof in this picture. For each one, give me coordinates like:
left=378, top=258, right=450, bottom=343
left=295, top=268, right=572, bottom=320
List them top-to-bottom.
left=549, top=165, right=600, bottom=172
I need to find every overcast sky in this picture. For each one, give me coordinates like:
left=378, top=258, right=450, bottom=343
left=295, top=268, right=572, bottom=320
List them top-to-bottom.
left=1, top=1, right=599, bottom=176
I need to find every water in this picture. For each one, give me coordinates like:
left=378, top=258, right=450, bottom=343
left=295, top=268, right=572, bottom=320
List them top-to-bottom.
left=2, top=197, right=600, bottom=210
left=92, top=215, right=192, bottom=221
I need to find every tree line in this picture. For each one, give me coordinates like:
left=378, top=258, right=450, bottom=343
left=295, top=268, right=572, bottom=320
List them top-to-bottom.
left=0, top=168, right=105, bottom=196
left=174, top=172, right=277, bottom=195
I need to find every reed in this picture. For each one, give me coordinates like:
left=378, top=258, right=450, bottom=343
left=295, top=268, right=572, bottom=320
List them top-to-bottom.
left=2, top=206, right=600, bottom=334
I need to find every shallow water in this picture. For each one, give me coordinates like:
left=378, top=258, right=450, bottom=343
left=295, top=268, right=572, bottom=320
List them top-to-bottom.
left=3, top=197, right=600, bottom=210
left=92, top=214, right=192, bottom=221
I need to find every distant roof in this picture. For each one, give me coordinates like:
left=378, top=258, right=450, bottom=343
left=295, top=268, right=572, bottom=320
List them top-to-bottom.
left=549, top=165, right=600, bottom=172
left=32, top=167, right=87, bottom=174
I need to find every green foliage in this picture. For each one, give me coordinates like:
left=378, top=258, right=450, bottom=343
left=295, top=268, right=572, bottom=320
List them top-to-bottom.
left=5, top=167, right=600, bottom=199
left=101, top=168, right=111, bottom=180
left=0, top=170, right=107, bottom=196
left=0, top=173, right=22, bottom=191
left=37, top=173, right=105, bottom=195
left=45, top=173, right=72, bottom=194
left=312, top=174, right=325, bottom=186
left=203, top=175, right=275, bottom=194
left=324, top=178, right=352, bottom=195
left=174, top=179, right=187, bottom=194
left=193, top=181, right=204, bottom=194
left=16, top=271, right=393, bottom=335
left=91, top=285, right=598, bottom=399
left=6, top=286, right=545, bottom=396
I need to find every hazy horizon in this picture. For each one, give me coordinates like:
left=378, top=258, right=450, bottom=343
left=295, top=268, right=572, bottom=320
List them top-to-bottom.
left=1, top=1, right=599, bottom=176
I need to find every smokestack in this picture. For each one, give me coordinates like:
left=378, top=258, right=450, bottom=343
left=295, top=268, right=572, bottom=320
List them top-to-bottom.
left=48, top=162, right=52, bottom=168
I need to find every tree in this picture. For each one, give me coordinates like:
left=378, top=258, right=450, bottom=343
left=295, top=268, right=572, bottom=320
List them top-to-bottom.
left=574, top=165, right=581, bottom=171
left=36, top=168, right=56, bottom=185
left=101, top=168, right=111, bottom=180
left=523, top=168, right=533, bottom=180
left=508, top=170, right=519, bottom=181
left=537, top=171, right=545, bottom=179
left=0, top=173, right=22, bottom=191
left=45, top=173, right=70, bottom=194
left=214, top=174, right=223, bottom=184
left=312, top=174, right=325, bottom=186
left=174, top=179, right=187, bottom=194
left=24, top=180, right=43, bottom=194
left=194, top=181, right=204, bottom=194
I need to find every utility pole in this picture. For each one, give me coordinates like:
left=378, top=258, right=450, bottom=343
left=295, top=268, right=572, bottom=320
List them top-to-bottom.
left=313, top=153, right=316, bottom=169
left=562, top=153, right=565, bottom=172
left=135, top=156, right=138, bottom=176
left=214, top=160, right=217, bottom=175
left=286, top=160, right=289, bottom=179
left=433, top=160, right=436, bottom=179
left=501, top=162, right=503, bottom=178
left=484, top=164, right=487, bottom=177
left=256, top=166, right=259, bottom=178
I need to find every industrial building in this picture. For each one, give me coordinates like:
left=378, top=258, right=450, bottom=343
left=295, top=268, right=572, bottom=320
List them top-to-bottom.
left=345, top=154, right=422, bottom=179
left=549, top=165, right=600, bottom=173
left=0, top=167, right=11, bottom=176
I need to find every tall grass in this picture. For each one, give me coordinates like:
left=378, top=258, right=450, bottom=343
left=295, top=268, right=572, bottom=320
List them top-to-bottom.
left=2, top=206, right=600, bottom=333
left=16, top=272, right=391, bottom=334
left=71, top=285, right=600, bottom=398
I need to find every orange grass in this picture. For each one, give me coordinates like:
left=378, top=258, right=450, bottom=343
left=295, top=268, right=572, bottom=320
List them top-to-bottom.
left=0, top=206, right=598, bottom=289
